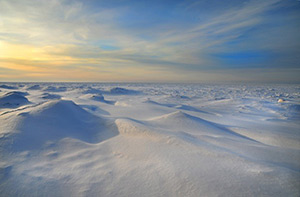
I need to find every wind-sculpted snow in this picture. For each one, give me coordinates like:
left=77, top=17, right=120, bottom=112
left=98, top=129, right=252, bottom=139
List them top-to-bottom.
left=0, top=83, right=299, bottom=196
left=0, top=84, right=17, bottom=90
left=26, top=84, right=41, bottom=90
left=43, top=86, right=67, bottom=92
left=81, top=87, right=103, bottom=94
left=107, top=87, right=141, bottom=95
left=6, top=91, right=29, bottom=96
left=0, top=92, right=30, bottom=108
left=40, top=93, right=61, bottom=100
left=80, top=93, right=115, bottom=104
left=1, top=100, right=118, bottom=151
left=148, top=111, right=255, bottom=140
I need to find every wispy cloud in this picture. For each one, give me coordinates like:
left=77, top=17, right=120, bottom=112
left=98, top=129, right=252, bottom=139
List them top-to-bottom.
left=0, top=0, right=299, bottom=82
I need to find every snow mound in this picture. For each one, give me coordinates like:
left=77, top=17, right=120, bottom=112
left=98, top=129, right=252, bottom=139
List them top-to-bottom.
left=26, top=84, right=41, bottom=90
left=0, top=85, right=17, bottom=90
left=43, top=86, right=67, bottom=92
left=81, top=87, right=103, bottom=94
left=108, top=87, right=140, bottom=95
left=7, top=91, right=29, bottom=96
left=0, top=92, right=30, bottom=108
left=40, top=93, right=61, bottom=99
left=81, top=94, right=105, bottom=101
left=81, top=94, right=115, bottom=104
left=90, top=94, right=105, bottom=101
left=143, top=99, right=175, bottom=107
left=5, top=100, right=118, bottom=151
left=145, top=100, right=209, bottom=113
left=114, top=101, right=130, bottom=107
left=175, top=105, right=209, bottom=114
left=150, top=111, right=253, bottom=140
left=115, top=118, right=160, bottom=139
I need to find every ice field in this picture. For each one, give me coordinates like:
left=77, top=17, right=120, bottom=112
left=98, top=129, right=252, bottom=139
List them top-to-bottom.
left=0, top=83, right=299, bottom=196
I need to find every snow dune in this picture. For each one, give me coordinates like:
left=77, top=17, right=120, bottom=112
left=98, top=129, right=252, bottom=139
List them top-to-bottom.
left=0, top=83, right=299, bottom=196
left=26, top=84, right=41, bottom=90
left=0, top=85, right=17, bottom=90
left=43, top=86, right=67, bottom=92
left=107, top=87, right=141, bottom=95
left=0, top=92, right=30, bottom=108
left=40, top=93, right=61, bottom=99
left=80, top=93, right=115, bottom=104
left=2, top=100, right=118, bottom=151
left=148, top=111, right=255, bottom=140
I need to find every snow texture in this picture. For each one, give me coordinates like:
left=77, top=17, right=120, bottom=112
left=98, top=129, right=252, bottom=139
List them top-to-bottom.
left=0, top=83, right=299, bottom=197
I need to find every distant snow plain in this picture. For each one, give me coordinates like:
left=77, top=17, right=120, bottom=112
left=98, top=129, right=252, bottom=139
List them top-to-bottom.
left=0, top=83, right=299, bottom=196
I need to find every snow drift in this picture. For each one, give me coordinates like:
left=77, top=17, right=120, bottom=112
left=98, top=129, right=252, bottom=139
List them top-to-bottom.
left=0, top=83, right=299, bottom=197
left=26, top=84, right=41, bottom=90
left=0, top=85, right=17, bottom=90
left=43, top=86, right=67, bottom=92
left=108, top=87, right=140, bottom=95
left=0, top=92, right=30, bottom=108
left=40, top=93, right=61, bottom=99
left=2, top=100, right=118, bottom=151
left=149, top=111, right=253, bottom=140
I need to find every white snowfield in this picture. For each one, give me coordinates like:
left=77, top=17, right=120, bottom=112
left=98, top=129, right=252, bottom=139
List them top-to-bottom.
left=0, top=83, right=299, bottom=197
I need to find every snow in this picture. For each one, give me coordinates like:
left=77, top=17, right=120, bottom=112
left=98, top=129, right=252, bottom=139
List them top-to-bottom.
left=0, top=83, right=299, bottom=196
left=26, top=84, right=41, bottom=90
left=0, top=85, right=17, bottom=90
left=43, top=86, right=67, bottom=92
left=106, top=87, right=141, bottom=95
left=0, top=92, right=30, bottom=108
left=40, top=93, right=61, bottom=100
left=2, top=99, right=118, bottom=151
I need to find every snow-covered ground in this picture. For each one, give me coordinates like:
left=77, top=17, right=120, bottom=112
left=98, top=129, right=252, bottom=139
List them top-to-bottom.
left=0, top=83, right=299, bottom=196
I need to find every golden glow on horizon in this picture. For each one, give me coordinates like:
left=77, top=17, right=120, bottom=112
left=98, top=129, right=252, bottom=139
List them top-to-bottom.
left=0, top=39, right=172, bottom=82
left=0, top=41, right=47, bottom=60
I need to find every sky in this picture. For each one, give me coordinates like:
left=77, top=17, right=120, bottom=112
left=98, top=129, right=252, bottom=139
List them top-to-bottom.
left=0, top=0, right=299, bottom=83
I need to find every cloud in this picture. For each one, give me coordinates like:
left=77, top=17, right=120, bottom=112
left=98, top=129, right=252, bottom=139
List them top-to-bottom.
left=0, top=0, right=299, bottom=82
